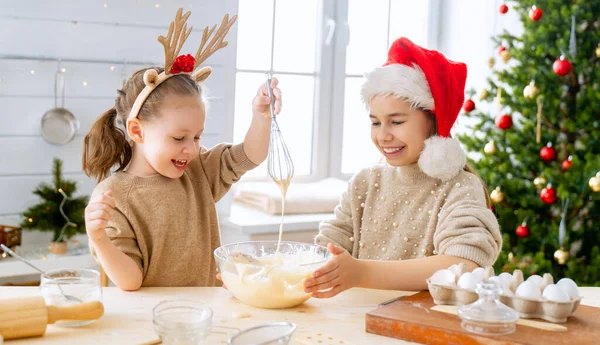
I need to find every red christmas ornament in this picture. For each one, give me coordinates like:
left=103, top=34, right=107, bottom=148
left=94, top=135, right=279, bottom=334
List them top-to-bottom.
left=498, top=3, right=509, bottom=14
left=528, top=5, right=543, bottom=21
left=498, top=46, right=507, bottom=55
left=171, top=54, right=195, bottom=74
left=553, top=56, right=572, bottom=76
left=463, top=99, right=475, bottom=113
left=495, top=114, right=513, bottom=130
left=540, top=143, right=557, bottom=162
left=562, top=155, right=573, bottom=171
left=540, top=185, right=558, bottom=205
left=516, top=223, right=530, bottom=238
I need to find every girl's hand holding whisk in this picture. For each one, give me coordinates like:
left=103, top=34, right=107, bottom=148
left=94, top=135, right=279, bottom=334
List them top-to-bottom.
left=243, top=77, right=283, bottom=165
left=253, top=77, right=281, bottom=120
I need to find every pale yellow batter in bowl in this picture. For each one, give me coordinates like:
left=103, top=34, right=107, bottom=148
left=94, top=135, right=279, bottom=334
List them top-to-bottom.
left=214, top=241, right=332, bottom=309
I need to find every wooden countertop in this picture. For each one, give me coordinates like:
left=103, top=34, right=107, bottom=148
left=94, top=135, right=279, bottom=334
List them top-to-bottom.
left=1, top=286, right=599, bottom=344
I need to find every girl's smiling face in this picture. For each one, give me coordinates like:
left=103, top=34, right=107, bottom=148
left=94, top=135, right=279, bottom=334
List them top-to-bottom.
left=369, top=94, right=434, bottom=166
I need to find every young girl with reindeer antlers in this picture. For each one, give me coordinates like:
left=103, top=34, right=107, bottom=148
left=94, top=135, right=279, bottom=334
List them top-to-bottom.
left=82, top=9, right=282, bottom=290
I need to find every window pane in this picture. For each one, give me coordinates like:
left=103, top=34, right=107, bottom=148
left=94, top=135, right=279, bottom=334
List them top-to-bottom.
left=236, top=0, right=274, bottom=70
left=272, top=0, right=319, bottom=73
left=345, top=0, right=389, bottom=75
left=389, top=0, right=429, bottom=46
left=233, top=73, right=314, bottom=177
left=272, top=74, right=314, bottom=176
left=341, top=77, right=382, bottom=174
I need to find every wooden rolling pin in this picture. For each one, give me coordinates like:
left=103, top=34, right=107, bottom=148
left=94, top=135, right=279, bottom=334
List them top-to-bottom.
left=0, top=296, right=104, bottom=340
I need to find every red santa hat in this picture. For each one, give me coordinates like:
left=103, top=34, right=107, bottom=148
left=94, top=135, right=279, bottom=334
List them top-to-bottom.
left=361, top=37, right=468, bottom=182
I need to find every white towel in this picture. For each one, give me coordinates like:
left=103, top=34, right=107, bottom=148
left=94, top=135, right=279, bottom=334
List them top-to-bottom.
left=233, top=178, right=347, bottom=215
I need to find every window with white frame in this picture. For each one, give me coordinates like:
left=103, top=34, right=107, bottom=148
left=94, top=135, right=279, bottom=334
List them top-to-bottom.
left=233, top=0, right=432, bottom=180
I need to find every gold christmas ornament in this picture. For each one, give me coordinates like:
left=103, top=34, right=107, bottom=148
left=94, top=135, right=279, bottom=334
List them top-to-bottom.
left=595, top=43, right=600, bottom=58
left=500, top=50, right=512, bottom=63
left=488, top=57, right=496, bottom=68
left=523, top=80, right=540, bottom=99
left=478, top=88, right=489, bottom=101
left=484, top=140, right=497, bottom=155
left=589, top=172, right=600, bottom=192
left=533, top=176, right=548, bottom=190
left=490, top=186, right=504, bottom=203
left=554, top=247, right=570, bottom=265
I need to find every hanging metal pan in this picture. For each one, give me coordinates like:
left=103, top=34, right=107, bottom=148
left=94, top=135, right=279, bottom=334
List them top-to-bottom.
left=41, top=70, right=79, bottom=145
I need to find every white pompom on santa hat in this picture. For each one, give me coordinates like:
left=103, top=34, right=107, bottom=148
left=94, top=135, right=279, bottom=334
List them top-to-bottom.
left=361, top=37, right=468, bottom=182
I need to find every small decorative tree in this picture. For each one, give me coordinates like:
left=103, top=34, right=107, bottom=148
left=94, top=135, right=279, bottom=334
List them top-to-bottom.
left=20, top=158, right=88, bottom=253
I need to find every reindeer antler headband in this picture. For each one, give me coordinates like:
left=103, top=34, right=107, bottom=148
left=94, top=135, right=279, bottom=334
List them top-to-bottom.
left=127, top=8, right=237, bottom=125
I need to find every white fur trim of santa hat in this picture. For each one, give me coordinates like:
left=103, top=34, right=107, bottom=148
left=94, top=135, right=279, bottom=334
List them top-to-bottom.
left=361, top=64, right=435, bottom=110
left=418, top=136, right=466, bottom=182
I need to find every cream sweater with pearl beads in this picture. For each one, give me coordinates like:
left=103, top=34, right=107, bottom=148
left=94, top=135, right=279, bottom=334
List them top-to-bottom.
left=315, top=163, right=502, bottom=267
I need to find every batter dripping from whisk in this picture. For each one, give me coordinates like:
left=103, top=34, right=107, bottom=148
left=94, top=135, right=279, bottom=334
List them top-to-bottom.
left=266, top=77, right=294, bottom=254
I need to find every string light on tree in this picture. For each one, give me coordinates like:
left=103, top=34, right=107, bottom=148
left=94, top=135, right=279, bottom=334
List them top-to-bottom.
left=490, top=186, right=505, bottom=203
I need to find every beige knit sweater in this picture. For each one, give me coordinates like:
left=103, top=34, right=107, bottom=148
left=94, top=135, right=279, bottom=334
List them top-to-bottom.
left=90, top=143, right=256, bottom=287
left=315, top=164, right=502, bottom=267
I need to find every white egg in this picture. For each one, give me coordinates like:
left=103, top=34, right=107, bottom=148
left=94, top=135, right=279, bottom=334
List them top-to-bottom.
left=448, top=263, right=466, bottom=278
left=471, top=267, right=486, bottom=282
left=429, top=269, right=456, bottom=286
left=457, top=272, right=478, bottom=291
left=498, top=272, right=513, bottom=289
left=526, top=274, right=543, bottom=289
left=488, top=276, right=510, bottom=293
left=556, top=278, right=580, bottom=298
left=515, top=281, right=542, bottom=300
left=542, top=284, right=570, bottom=302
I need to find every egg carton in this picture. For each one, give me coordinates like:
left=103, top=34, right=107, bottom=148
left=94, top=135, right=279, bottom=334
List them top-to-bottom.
left=426, top=264, right=582, bottom=323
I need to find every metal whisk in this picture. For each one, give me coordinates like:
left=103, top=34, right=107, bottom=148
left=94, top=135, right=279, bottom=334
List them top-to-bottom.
left=266, top=78, right=294, bottom=193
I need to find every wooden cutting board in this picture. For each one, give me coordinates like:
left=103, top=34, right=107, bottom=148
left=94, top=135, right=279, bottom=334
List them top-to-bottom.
left=365, top=291, right=600, bottom=345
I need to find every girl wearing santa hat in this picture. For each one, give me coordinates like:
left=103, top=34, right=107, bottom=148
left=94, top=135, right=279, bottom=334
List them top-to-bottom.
left=305, top=37, right=502, bottom=298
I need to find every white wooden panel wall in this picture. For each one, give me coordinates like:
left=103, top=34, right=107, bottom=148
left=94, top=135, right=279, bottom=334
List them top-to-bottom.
left=0, top=0, right=239, bottom=221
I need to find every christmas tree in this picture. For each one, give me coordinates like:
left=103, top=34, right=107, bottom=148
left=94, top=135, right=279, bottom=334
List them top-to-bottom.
left=458, top=0, right=600, bottom=285
left=20, top=158, right=88, bottom=242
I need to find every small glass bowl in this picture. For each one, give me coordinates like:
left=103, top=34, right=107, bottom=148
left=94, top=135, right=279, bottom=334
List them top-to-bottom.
left=39, top=268, right=102, bottom=327
left=153, top=300, right=213, bottom=345
left=228, top=322, right=296, bottom=345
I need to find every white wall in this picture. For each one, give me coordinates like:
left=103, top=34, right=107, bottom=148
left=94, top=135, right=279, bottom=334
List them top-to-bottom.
left=0, top=0, right=239, bottom=224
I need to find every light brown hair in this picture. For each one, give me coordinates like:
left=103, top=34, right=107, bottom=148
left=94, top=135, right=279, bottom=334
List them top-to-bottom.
left=82, top=67, right=201, bottom=182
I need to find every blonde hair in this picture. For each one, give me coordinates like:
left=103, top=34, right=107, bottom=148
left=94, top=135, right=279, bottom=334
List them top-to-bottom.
left=82, top=67, right=201, bottom=182
left=424, top=110, right=492, bottom=208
